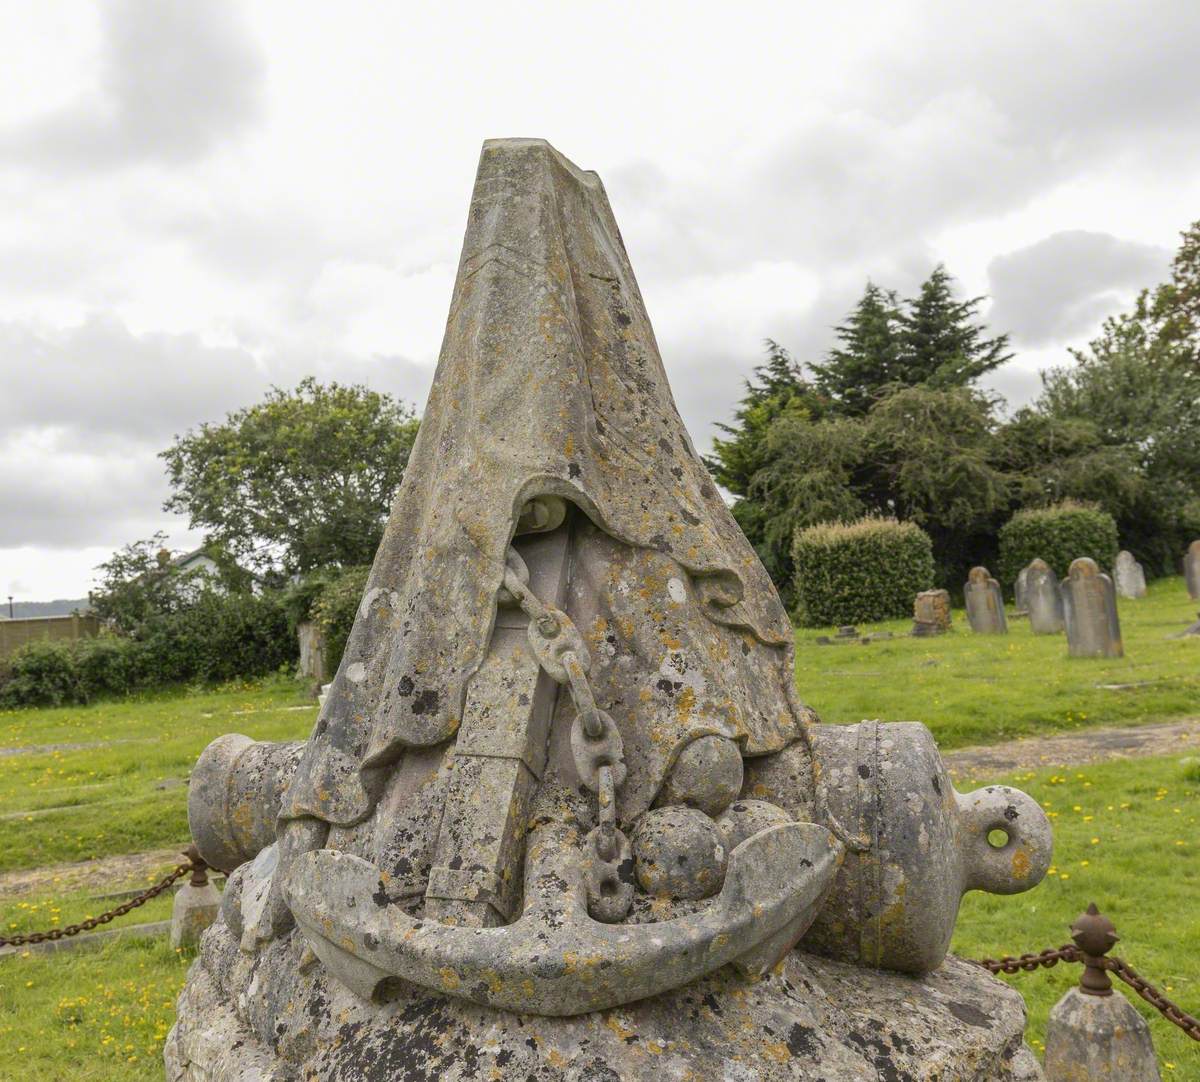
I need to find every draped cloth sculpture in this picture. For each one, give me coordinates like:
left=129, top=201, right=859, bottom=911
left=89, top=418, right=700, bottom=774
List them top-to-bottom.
left=169, top=141, right=1053, bottom=1081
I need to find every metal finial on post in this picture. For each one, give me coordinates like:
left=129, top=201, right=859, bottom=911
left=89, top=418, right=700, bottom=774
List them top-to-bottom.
left=184, top=844, right=210, bottom=888
left=1070, top=902, right=1118, bottom=996
left=1046, top=903, right=1162, bottom=1082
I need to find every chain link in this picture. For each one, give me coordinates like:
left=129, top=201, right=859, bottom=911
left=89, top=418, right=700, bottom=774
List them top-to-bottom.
left=503, top=545, right=631, bottom=919
left=0, top=857, right=199, bottom=949
left=975, top=946, right=1200, bottom=1042
left=1107, top=955, right=1200, bottom=1042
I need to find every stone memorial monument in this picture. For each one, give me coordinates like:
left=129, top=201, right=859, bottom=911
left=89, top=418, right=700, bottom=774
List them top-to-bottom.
left=167, top=140, right=1053, bottom=1081
left=1186, top=539, right=1200, bottom=600
left=1112, top=551, right=1147, bottom=600
left=1063, top=557, right=1124, bottom=658
left=1025, top=559, right=1065, bottom=636
left=965, top=566, right=1008, bottom=634
left=912, top=588, right=952, bottom=636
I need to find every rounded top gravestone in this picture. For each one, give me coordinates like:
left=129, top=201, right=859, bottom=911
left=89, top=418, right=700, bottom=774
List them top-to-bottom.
left=1112, top=550, right=1147, bottom=599
left=1063, top=557, right=1123, bottom=658
left=965, top=566, right=1008, bottom=634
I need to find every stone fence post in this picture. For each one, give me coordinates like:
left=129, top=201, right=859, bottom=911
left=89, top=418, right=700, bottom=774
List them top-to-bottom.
left=1044, top=904, right=1160, bottom=1081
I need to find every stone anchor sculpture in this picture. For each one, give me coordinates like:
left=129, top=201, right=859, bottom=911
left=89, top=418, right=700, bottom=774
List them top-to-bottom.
left=169, top=140, right=1053, bottom=1081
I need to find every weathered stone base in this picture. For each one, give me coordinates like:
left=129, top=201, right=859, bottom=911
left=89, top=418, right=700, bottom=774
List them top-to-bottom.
left=166, top=920, right=1039, bottom=1081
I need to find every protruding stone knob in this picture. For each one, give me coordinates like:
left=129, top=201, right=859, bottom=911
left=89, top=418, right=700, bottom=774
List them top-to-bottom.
left=657, top=734, right=744, bottom=817
left=716, top=799, right=793, bottom=852
left=632, top=806, right=727, bottom=900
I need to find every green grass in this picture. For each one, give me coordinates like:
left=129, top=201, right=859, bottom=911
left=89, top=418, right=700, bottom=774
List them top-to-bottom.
left=796, top=574, right=1200, bottom=748
left=0, top=677, right=318, bottom=874
left=952, top=754, right=1200, bottom=1077
left=0, top=935, right=193, bottom=1081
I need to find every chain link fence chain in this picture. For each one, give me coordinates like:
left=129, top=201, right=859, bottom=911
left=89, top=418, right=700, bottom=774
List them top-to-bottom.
left=0, top=859, right=194, bottom=949
left=975, top=946, right=1200, bottom=1042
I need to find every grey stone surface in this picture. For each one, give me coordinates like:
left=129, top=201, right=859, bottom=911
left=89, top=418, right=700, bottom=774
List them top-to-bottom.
left=173, top=139, right=1051, bottom=1079
left=1186, top=539, right=1200, bottom=600
left=1113, top=551, right=1148, bottom=599
left=1062, top=558, right=1124, bottom=658
left=1025, top=559, right=1065, bottom=635
left=965, top=567, right=1008, bottom=634
left=913, top=588, right=952, bottom=635
left=801, top=722, right=1051, bottom=975
left=171, top=881, right=221, bottom=949
left=167, top=931, right=1038, bottom=1081
left=1044, top=987, right=1160, bottom=1081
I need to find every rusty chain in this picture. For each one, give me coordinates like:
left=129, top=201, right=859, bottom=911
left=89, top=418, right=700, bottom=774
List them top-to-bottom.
left=0, top=851, right=203, bottom=949
left=975, top=946, right=1200, bottom=1042
left=1107, top=955, right=1200, bottom=1042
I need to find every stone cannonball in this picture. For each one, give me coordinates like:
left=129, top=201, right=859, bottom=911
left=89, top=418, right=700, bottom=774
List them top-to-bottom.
left=657, top=734, right=744, bottom=817
left=715, top=799, right=794, bottom=853
left=632, top=805, right=727, bottom=900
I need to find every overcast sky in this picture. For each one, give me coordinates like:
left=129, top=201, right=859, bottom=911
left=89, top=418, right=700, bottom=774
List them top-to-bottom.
left=3, top=1, right=1198, bottom=601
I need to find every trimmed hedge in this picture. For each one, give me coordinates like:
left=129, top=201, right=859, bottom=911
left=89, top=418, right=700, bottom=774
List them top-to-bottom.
left=997, top=501, right=1119, bottom=586
left=792, top=517, right=935, bottom=627
left=0, top=590, right=297, bottom=708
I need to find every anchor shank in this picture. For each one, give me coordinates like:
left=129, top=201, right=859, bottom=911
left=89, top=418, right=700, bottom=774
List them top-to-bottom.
left=424, top=521, right=572, bottom=925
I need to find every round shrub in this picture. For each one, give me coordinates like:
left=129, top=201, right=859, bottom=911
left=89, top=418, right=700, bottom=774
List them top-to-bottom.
left=998, top=501, right=1119, bottom=586
left=791, top=517, right=936, bottom=627
left=311, top=566, right=371, bottom=675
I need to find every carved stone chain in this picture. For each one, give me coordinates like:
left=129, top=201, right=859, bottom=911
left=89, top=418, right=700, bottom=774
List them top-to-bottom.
left=502, top=548, right=634, bottom=922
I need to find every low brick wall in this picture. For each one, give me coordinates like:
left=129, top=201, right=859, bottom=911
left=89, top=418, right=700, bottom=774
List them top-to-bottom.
left=0, top=614, right=100, bottom=662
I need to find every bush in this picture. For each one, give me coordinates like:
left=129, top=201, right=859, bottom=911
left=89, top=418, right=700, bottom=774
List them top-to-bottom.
left=997, top=501, right=1120, bottom=586
left=791, top=517, right=935, bottom=627
left=311, top=566, right=371, bottom=675
left=0, top=589, right=298, bottom=708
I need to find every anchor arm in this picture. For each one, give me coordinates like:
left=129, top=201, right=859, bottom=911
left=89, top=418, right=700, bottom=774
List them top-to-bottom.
left=284, top=820, right=841, bottom=1017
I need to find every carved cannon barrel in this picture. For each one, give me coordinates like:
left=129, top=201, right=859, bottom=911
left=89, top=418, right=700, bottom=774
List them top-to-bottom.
left=801, top=721, right=1052, bottom=974
left=187, top=734, right=305, bottom=872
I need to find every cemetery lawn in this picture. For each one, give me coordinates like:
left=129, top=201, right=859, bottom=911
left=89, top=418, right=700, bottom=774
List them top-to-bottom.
left=796, top=574, right=1200, bottom=749
left=0, top=677, right=317, bottom=875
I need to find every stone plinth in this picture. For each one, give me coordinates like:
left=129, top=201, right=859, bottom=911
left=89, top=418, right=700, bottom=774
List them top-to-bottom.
left=167, top=925, right=1036, bottom=1081
left=1044, top=987, right=1160, bottom=1082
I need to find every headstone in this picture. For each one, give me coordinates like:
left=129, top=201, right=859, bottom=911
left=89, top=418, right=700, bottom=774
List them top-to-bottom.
left=168, top=139, right=1052, bottom=1082
left=1186, top=539, right=1200, bottom=600
left=1112, top=550, right=1147, bottom=599
left=1062, top=557, right=1124, bottom=658
left=1025, top=559, right=1065, bottom=635
left=1013, top=565, right=1032, bottom=614
left=965, top=566, right=1008, bottom=634
left=912, top=588, right=951, bottom=636
left=296, top=621, right=327, bottom=682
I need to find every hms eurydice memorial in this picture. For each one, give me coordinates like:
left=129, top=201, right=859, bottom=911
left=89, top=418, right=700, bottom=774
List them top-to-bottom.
left=168, top=140, right=1052, bottom=1081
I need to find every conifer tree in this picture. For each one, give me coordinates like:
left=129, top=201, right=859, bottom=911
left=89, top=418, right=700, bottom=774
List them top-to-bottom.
left=897, top=265, right=1012, bottom=388
left=808, top=283, right=902, bottom=416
